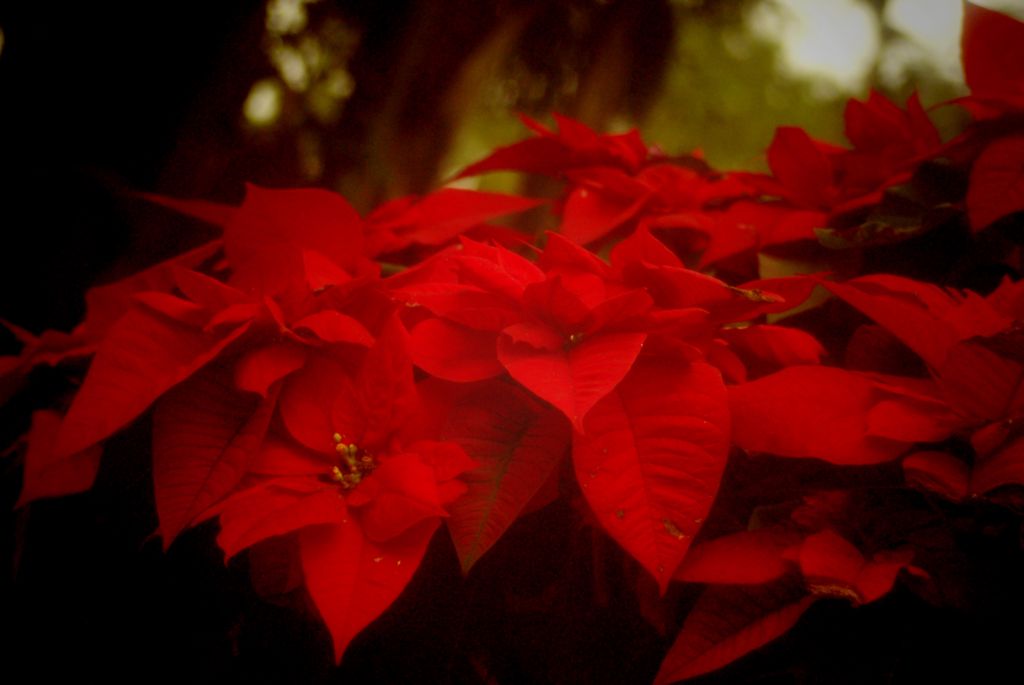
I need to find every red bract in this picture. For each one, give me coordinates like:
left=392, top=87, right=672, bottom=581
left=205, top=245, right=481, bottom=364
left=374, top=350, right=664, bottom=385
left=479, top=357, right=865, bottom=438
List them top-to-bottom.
left=960, top=1, right=1024, bottom=118
left=459, top=112, right=653, bottom=178
left=967, top=135, right=1024, bottom=231
left=558, top=162, right=750, bottom=247
left=364, top=187, right=543, bottom=260
left=574, top=355, right=730, bottom=592
left=430, top=377, right=570, bottom=571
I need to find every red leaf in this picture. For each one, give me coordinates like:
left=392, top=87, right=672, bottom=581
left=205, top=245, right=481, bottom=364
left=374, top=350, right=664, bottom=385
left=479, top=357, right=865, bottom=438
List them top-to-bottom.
left=962, top=3, right=1024, bottom=108
left=458, top=114, right=648, bottom=178
left=766, top=127, right=835, bottom=208
left=967, top=136, right=1024, bottom=231
left=459, top=137, right=583, bottom=178
left=225, top=185, right=364, bottom=295
left=560, top=185, right=647, bottom=245
left=370, top=188, right=542, bottom=250
left=139, top=192, right=236, bottom=228
left=610, top=224, right=684, bottom=271
left=537, top=232, right=615, bottom=279
left=82, top=241, right=222, bottom=341
left=172, top=268, right=247, bottom=311
left=823, top=275, right=1008, bottom=370
left=987, top=275, right=1024, bottom=320
left=396, top=282, right=522, bottom=332
left=52, top=305, right=251, bottom=459
left=292, top=310, right=375, bottom=346
left=356, top=316, right=419, bottom=449
left=408, top=318, right=503, bottom=382
left=281, top=319, right=417, bottom=455
left=721, top=325, right=825, bottom=375
left=498, top=329, right=647, bottom=431
left=936, top=341, right=1024, bottom=423
left=234, top=343, right=308, bottom=396
left=279, top=355, right=361, bottom=453
left=574, top=358, right=730, bottom=591
left=152, top=364, right=278, bottom=545
left=729, top=366, right=911, bottom=464
left=440, top=382, right=570, bottom=571
left=17, top=410, right=102, bottom=506
left=972, top=437, right=1024, bottom=494
left=408, top=439, right=477, bottom=505
left=903, top=451, right=969, bottom=500
left=353, top=454, right=447, bottom=543
left=214, top=477, right=347, bottom=559
left=300, top=519, right=438, bottom=663
left=676, top=529, right=800, bottom=585
left=798, top=529, right=865, bottom=589
left=799, top=530, right=914, bottom=604
left=654, top=578, right=814, bottom=684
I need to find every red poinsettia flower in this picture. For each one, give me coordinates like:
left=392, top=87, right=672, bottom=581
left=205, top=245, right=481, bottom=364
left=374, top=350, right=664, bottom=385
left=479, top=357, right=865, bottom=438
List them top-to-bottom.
left=16, top=185, right=382, bottom=506
left=173, top=317, right=474, bottom=661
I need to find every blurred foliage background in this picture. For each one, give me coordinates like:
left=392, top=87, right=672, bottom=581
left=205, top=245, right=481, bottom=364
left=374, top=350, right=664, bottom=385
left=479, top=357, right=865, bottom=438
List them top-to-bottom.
left=2, top=0, right=1020, bottom=328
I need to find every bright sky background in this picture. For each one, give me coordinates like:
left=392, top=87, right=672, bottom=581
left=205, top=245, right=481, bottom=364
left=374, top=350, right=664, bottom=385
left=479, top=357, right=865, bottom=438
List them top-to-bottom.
left=748, top=0, right=1024, bottom=93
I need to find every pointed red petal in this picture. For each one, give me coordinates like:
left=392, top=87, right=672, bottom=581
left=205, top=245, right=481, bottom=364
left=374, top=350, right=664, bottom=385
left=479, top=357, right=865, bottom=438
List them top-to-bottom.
left=962, top=3, right=1024, bottom=104
left=766, top=127, right=834, bottom=208
left=967, top=136, right=1024, bottom=231
left=458, top=137, right=579, bottom=178
left=225, top=185, right=364, bottom=295
left=559, top=185, right=646, bottom=245
left=376, top=188, right=543, bottom=248
left=139, top=192, right=236, bottom=227
left=610, top=225, right=684, bottom=271
left=82, top=241, right=222, bottom=340
left=172, top=268, right=247, bottom=311
left=824, top=275, right=1008, bottom=369
left=53, top=306, right=250, bottom=459
left=292, top=310, right=375, bottom=346
left=357, top=316, right=418, bottom=449
left=408, top=318, right=503, bottom=382
left=721, top=325, right=825, bottom=375
left=499, top=330, right=647, bottom=431
left=937, top=341, right=1023, bottom=422
left=234, top=342, right=307, bottom=396
left=280, top=356, right=361, bottom=452
left=574, top=358, right=730, bottom=592
left=152, top=365, right=278, bottom=545
left=729, top=366, right=910, bottom=464
left=441, top=382, right=570, bottom=571
left=17, top=410, right=102, bottom=506
left=248, top=437, right=332, bottom=476
left=972, top=437, right=1024, bottom=494
left=903, top=451, right=970, bottom=500
left=356, top=454, right=446, bottom=543
left=216, top=482, right=346, bottom=559
left=300, top=519, right=438, bottom=663
left=676, top=529, right=800, bottom=585
left=798, top=530, right=865, bottom=589
left=800, top=530, right=914, bottom=604
left=654, top=578, right=814, bottom=684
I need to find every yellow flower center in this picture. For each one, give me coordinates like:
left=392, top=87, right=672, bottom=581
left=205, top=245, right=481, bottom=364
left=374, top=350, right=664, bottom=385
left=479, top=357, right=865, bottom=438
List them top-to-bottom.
left=330, top=432, right=377, bottom=490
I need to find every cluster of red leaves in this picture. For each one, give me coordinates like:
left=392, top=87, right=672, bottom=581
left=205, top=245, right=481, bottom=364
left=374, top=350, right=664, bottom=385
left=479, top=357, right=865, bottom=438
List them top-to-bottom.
left=5, top=3, right=1024, bottom=681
